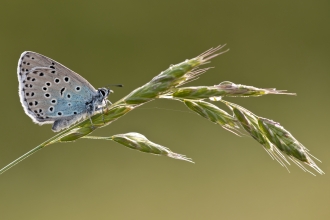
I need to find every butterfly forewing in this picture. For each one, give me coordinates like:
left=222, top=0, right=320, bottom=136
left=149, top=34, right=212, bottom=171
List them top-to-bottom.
left=18, top=51, right=100, bottom=130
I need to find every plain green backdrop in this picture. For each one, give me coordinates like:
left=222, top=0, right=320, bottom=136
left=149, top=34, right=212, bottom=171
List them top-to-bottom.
left=0, top=0, right=329, bottom=219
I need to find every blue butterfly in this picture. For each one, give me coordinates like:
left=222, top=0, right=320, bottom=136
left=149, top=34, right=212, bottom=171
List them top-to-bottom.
left=18, top=51, right=111, bottom=132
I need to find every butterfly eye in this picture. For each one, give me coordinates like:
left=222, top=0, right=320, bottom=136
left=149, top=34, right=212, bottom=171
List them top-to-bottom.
left=99, top=88, right=108, bottom=97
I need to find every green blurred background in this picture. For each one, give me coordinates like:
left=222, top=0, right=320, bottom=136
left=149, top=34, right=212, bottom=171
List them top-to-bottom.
left=0, top=0, right=329, bottom=219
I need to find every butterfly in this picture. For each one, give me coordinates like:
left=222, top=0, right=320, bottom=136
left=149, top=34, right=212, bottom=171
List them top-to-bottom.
left=17, top=51, right=111, bottom=132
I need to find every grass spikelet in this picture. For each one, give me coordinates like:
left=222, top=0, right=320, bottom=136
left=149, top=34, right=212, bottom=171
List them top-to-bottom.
left=172, top=81, right=295, bottom=100
left=183, top=100, right=240, bottom=135
left=222, top=100, right=323, bottom=175
left=258, top=118, right=324, bottom=175
left=81, top=133, right=194, bottom=163
left=111, top=133, right=193, bottom=163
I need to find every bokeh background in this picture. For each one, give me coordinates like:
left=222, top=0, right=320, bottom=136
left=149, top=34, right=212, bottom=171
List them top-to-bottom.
left=0, top=1, right=329, bottom=219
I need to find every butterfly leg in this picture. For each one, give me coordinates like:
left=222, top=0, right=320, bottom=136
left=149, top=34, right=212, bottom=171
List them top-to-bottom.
left=101, top=99, right=112, bottom=125
left=104, top=99, right=112, bottom=113
left=86, top=103, right=95, bottom=130
left=101, top=106, right=105, bottom=124
left=88, top=113, right=94, bottom=129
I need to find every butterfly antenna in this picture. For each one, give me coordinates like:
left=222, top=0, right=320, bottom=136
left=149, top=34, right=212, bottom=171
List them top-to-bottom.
left=106, top=84, right=124, bottom=88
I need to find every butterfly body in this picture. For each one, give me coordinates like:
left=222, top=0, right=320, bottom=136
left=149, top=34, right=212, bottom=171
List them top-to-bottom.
left=17, top=51, right=110, bottom=132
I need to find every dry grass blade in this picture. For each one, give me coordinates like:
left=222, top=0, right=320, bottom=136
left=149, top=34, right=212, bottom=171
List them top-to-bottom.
left=1, top=45, right=323, bottom=176
left=1, top=45, right=226, bottom=175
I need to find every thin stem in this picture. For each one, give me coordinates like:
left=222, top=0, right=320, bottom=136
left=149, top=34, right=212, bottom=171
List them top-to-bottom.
left=0, top=128, right=68, bottom=175
left=81, top=136, right=111, bottom=140
left=0, top=145, right=44, bottom=175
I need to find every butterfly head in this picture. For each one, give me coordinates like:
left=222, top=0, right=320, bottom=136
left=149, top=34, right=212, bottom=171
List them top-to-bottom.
left=95, top=84, right=122, bottom=105
left=97, top=87, right=112, bottom=102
